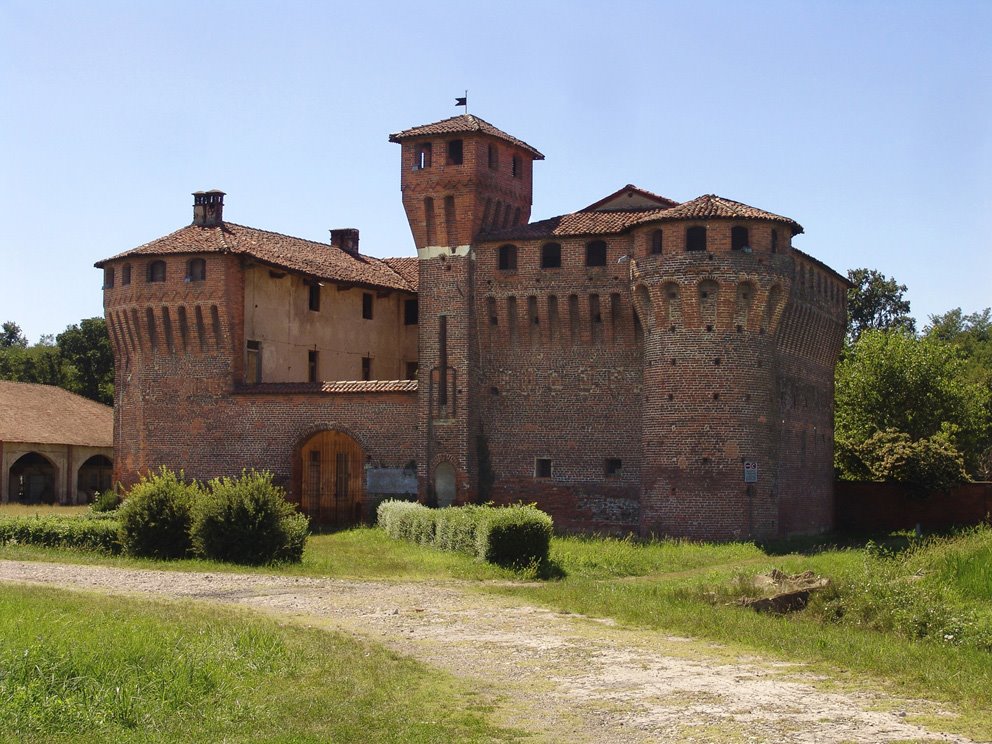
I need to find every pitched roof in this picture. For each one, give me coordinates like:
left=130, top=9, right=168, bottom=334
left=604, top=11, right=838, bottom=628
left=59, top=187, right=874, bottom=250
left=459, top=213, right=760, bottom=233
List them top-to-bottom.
left=389, top=115, right=545, bottom=159
left=582, top=184, right=680, bottom=211
left=483, top=191, right=803, bottom=241
left=652, top=194, right=803, bottom=235
left=96, top=223, right=418, bottom=293
left=0, top=382, right=113, bottom=447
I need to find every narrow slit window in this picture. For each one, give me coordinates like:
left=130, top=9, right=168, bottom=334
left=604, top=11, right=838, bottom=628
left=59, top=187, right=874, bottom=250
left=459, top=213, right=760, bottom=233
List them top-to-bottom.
left=487, top=143, right=499, bottom=170
left=511, top=154, right=522, bottom=178
left=122, top=264, right=132, bottom=285
left=309, top=282, right=321, bottom=312
left=362, top=292, right=373, bottom=320
left=246, top=340, right=261, bottom=384
left=308, top=350, right=319, bottom=383
left=361, top=356, right=372, bottom=381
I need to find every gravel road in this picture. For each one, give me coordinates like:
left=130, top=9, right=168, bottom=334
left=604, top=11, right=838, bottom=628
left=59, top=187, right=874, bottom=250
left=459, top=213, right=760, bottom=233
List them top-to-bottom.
left=0, top=560, right=976, bottom=743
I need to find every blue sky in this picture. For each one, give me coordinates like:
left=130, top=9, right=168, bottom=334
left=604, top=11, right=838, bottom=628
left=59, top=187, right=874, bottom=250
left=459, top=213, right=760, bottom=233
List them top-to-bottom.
left=1, top=0, right=989, bottom=342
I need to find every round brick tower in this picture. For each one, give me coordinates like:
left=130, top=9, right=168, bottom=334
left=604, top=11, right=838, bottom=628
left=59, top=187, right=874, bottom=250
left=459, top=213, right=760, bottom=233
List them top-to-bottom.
left=631, top=197, right=846, bottom=539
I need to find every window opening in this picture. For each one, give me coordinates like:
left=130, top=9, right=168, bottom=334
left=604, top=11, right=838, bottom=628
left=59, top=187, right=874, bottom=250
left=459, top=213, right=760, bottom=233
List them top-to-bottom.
left=446, top=139, right=463, bottom=165
left=414, top=142, right=432, bottom=169
left=487, top=143, right=498, bottom=169
left=511, top=154, right=522, bottom=178
left=424, top=196, right=436, bottom=245
left=686, top=226, right=707, bottom=251
left=731, top=226, right=749, bottom=251
left=650, top=229, right=663, bottom=255
left=771, top=229, right=778, bottom=254
left=585, top=240, right=607, bottom=267
left=541, top=242, right=562, bottom=269
left=498, top=244, right=517, bottom=271
left=187, top=258, right=206, bottom=281
left=148, top=260, right=166, bottom=283
left=122, top=264, right=132, bottom=285
left=103, top=267, right=114, bottom=289
left=308, top=283, right=321, bottom=312
left=362, top=292, right=373, bottom=320
left=404, top=298, right=418, bottom=325
left=246, top=340, right=261, bottom=384
left=308, top=350, right=319, bottom=383
left=361, top=356, right=372, bottom=381
left=405, top=361, right=418, bottom=380
left=535, top=458, right=552, bottom=478
left=605, top=458, right=623, bottom=477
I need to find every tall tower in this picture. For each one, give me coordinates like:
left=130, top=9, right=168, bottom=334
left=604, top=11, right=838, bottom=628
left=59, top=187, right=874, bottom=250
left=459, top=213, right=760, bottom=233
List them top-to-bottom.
left=389, top=115, right=543, bottom=504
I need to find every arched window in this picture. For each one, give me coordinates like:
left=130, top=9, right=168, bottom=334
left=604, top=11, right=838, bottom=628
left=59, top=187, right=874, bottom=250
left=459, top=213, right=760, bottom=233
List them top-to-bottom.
left=686, top=226, right=706, bottom=252
left=731, top=226, right=749, bottom=251
left=650, top=229, right=663, bottom=255
left=585, top=240, right=607, bottom=267
left=541, top=242, right=562, bottom=269
left=498, top=244, right=517, bottom=271
left=187, top=258, right=206, bottom=282
left=147, top=260, right=166, bottom=283
left=122, top=264, right=132, bottom=285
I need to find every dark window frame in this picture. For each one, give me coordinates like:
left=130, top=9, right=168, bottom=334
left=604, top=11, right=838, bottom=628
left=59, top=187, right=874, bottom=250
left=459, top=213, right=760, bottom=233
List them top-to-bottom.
left=446, top=139, right=463, bottom=165
left=414, top=142, right=432, bottom=170
left=686, top=226, right=707, bottom=252
left=731, top=226, right=749, bottom=251
left=650, top=229, right=663, bottom=255
left=585, top=240, right=607, bottom=267
left=541, top=242, right=562, bottom=269
left=498, top=244, right=518, bottom=271
left=186, top=258, right=206, bottom=282
left=147, top=260, right=166, bottom=283
left=103, top=267, right=114, bottom=289
left=308, top=282, right=321, bottom=312
left=362, top=292, right=373, bottom=320
left=404, top=298, right=419, bottom=325
left=308, top=350, right=319, bottom=383
left=361, top=356, right=372, bottom=381
left=535, top=457, right=552, bottom=478
left=605, top=458, right=623, bottom=477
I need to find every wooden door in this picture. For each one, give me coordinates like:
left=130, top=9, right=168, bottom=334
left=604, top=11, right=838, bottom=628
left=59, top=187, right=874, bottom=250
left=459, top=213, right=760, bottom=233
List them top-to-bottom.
left=299, top=430, right=364, bottom=526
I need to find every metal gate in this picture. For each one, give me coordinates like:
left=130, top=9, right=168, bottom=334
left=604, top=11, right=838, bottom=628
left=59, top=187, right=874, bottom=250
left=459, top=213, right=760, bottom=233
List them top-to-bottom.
left=299, top=430, right=364, bottom=526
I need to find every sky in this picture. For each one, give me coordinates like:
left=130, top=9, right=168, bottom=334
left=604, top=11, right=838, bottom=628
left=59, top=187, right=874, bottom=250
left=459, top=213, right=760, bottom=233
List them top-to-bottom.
left=1, top=0, right=989, bottom=343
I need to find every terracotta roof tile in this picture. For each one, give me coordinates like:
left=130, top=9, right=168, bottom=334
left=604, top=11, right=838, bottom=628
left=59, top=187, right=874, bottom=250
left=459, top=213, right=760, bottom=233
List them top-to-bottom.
left=389, top=115, right=544, bottom=159
left=582, top=184, right=680, bottom=211
left=649, top=194, right=804, bottom=235
left=96, top=223, right=417, bottom=293
left=382, top=257, right=419, bottom=290
left=235, top=380, right=417, bottom=395
left=0, top=382, right=113, bottom=447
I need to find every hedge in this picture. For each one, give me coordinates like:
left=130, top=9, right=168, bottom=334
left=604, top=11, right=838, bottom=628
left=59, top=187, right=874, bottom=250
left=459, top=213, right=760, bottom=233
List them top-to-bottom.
left=377, top=501, right=552, bottom=567
left=0, top=515, right=121, bottom=554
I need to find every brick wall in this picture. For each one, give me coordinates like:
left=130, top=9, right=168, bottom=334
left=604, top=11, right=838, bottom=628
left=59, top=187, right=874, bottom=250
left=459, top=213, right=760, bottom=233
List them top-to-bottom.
left=836, top=481, right=992, bottom=532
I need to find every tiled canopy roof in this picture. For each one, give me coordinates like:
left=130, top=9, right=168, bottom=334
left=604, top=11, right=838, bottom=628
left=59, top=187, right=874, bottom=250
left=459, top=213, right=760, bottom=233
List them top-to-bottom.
left=389, top=115, right=545, bottom=159
left=484, top=190, right=803, bottom=241
left=96, top=223, right=418, bottom=293
left=236, top=380, right=418, bottom=394
left=0, top=381, right=113, bottom=447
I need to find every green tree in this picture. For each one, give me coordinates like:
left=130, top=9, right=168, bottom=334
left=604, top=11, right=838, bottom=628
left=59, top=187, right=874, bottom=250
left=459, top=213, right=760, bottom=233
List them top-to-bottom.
left=846, top=268, right=915, bottom=343
left=57, top=317, right=114, bottom=405
left=1, top=321, right=28, bottom=348
left=835, top=329, right=990, bottom=483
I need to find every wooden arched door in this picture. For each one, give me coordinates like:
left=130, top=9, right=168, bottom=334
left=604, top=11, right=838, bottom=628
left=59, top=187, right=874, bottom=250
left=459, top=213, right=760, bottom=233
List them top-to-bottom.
left=300, top=430, right=364, bottom=526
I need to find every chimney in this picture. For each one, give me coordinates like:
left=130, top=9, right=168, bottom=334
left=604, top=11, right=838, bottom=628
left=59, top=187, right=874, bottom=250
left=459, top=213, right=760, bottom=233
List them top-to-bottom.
left=192, top=190, right=226, bottom=227
left=330, top=228, right=360, bottom=255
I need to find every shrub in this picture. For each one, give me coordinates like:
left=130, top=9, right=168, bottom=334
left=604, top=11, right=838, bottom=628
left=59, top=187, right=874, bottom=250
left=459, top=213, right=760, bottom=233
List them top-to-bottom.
left=118, top=468, right=197, bottom=559
left=191, top=470, right=309, bottom=565
left=90, top=488, right=123, bottom=513
left=377, top=500, right=553, bottom=567
left=0, top=515, right=121, bottom=553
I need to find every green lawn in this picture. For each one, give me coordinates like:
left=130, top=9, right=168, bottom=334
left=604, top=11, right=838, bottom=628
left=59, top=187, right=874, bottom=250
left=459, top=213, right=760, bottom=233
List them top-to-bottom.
left=0, top=584, right=523, bottom=744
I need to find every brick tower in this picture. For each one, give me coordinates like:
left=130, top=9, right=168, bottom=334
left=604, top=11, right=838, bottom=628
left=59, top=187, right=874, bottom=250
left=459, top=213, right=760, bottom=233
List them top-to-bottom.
left=389, top=115, right=544, bottom=504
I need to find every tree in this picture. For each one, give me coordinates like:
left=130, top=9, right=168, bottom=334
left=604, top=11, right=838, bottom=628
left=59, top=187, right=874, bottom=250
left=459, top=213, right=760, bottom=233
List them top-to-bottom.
left=845, top=268, right=915, bottom=343
left=57, top=317, right=114, bottom=405
left=1, top=321, right=27, bottom=348
left=835, top=329, right=990, bottom=483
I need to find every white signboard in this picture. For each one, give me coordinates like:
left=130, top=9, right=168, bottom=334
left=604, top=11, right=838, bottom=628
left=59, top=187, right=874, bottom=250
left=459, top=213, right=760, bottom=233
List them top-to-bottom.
left=743, top=461, right=758, bottom=483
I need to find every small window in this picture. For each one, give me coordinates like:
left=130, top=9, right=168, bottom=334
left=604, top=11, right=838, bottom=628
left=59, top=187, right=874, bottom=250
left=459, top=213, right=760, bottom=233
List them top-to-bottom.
left=447, top=139, right=463, bottom=165
left=414, top=142, right=432, bottom=169
left=487, top=143, right=499, bottom=170
left=511, top=154, right=522, bottom=178
left=686, top=226, right=707, bottom=252
left=731, top=226, right=749, bottom=251
left=650, top=229, right=663, bottom=255
left=771, top=229, right=778, bottom=254
left=585, top=240, right=607, bottom=267
left=541, top=242, right=562, bottom=269
left=498, top=244, right=518, bottom=271
left=186, top=258, right=206, bottom=282
left=148, top=260, right=166, bottom=283
left=122, top=264, right=132, bottom=285
left=103, top=267, right=114, bottom=289
left=308, top=283, right=321, bottom=312
left=362, top=292, right=373, bottom=320
left=404, top=298, right=418, bottom=325
left=246, top=340, right=261, bottom=384
left=308, top=350, right=319, bottom=383
left=361, top=356, right=372, bottom=381
left=405, top=361, right=418, bottom=380
left=535, top=458, right=552, bottom=478
left=605, top=458, right=623, bottom=477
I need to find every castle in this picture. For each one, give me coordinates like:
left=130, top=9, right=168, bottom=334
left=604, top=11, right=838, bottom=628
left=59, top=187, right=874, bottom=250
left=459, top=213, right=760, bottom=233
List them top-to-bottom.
left=96, top=114, right=848, bottom=539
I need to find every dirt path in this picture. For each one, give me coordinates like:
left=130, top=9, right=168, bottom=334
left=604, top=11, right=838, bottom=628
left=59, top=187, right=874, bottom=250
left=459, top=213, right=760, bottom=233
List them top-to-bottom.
left=0, top=560, right=975, bottom=743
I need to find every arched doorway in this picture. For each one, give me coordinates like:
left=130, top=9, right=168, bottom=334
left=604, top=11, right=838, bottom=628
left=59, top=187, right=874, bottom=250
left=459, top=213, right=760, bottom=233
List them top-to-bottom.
left=299, top=430, right=364, bottom=526
left=8, top=452, right=57, bottom=504
left=77, top=455, right=113, bottom=503
left=433, top=462, right=456, bottom=507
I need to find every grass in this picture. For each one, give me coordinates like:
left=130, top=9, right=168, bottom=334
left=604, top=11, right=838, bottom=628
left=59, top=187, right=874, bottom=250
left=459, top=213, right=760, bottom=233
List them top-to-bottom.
left=3, top=502, right=991, bottom=739
left=0, top=584, right=523, bottom=743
